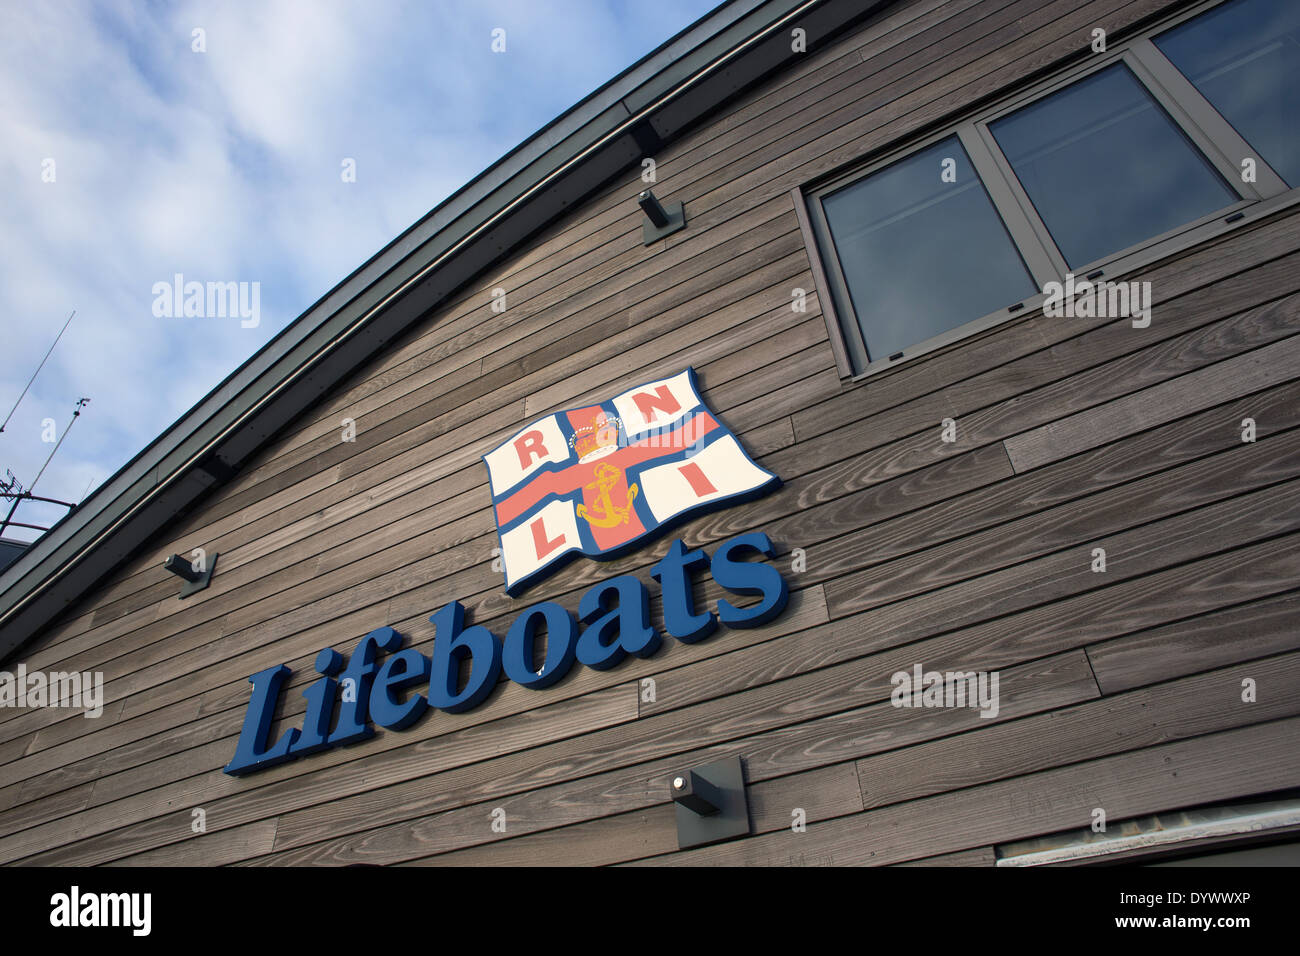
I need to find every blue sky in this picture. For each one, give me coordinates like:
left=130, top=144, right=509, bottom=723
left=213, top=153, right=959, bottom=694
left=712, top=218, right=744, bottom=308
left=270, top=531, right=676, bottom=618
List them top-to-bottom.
left=0, top=0, right=722, bottom=541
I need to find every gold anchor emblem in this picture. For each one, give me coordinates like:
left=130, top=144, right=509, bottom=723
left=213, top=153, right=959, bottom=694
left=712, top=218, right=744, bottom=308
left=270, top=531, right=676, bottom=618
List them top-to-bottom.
left=577, top=462, right=639, bottom=528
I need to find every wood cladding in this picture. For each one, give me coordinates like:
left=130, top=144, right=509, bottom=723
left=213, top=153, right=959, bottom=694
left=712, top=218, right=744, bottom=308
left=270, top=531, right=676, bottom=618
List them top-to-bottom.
left=1, top=0, right=1298, bottom=866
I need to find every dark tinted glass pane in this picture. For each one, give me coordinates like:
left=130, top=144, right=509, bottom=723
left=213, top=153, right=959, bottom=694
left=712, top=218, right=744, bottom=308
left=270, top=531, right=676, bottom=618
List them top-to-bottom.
left=1156, top=0, right=1300, bottom=186
left=990, top=64, right=1236, bottom=268
left=822, top=137, right=1036, bottom=363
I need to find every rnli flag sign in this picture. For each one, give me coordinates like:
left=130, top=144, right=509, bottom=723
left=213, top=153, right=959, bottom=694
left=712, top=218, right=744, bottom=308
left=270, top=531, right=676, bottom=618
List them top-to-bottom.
left=483, top=367, right=779, bottom=594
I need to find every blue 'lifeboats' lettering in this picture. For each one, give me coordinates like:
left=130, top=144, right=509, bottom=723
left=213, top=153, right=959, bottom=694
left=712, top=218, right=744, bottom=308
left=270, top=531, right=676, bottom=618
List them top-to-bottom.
left=224, top=531, right=786, bottom=775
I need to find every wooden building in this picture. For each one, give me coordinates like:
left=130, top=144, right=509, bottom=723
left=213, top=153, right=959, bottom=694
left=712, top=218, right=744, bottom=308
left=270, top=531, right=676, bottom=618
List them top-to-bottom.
left=1, top=0, right=1298, bottom=867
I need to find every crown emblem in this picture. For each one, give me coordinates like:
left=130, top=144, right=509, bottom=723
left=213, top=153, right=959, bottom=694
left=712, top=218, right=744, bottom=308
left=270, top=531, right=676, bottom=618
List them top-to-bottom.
left=569, top=412, right=623, bottom=463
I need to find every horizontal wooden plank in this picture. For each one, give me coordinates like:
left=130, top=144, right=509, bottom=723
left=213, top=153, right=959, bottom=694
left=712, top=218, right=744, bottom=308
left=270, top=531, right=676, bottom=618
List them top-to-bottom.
left=1004, top=333, right=1300, bottom=472
left=825, top=472, right=1300, bottom=624
left=1086, top=589, right=1300, bottom=695
left=856, top=650, right=1300, bottom=809
left=630, top=716, right=1300, bottom=865
left=397, top=762, right=864, bottom=868
left=0, top=781, right=92, bottom=838
left=109, top=820, right=279, bottom=867
left=892, top=846, right=997, bottom=866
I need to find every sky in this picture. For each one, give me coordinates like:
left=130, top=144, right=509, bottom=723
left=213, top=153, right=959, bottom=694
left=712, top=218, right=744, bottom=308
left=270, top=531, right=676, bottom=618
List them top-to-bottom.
left=0, top=0, right=722, bottom=542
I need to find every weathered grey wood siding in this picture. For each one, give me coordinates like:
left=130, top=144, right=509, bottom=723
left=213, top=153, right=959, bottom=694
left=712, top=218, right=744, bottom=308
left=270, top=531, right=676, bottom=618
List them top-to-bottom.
left=1, top=0, right=1297, bottom=866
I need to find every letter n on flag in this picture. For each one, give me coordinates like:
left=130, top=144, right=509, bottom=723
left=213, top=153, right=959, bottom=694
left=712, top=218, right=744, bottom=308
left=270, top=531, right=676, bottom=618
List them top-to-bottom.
left=482, top=368, right=780, bottom=594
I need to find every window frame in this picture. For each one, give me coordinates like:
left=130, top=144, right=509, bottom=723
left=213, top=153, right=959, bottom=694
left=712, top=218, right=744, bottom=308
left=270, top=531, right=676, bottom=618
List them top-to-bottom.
left=802, top=0, right=1298, bottom=382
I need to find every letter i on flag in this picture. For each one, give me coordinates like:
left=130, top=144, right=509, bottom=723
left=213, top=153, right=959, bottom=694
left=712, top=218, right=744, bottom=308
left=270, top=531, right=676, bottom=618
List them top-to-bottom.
left=482, top=368, right=780, bottom=594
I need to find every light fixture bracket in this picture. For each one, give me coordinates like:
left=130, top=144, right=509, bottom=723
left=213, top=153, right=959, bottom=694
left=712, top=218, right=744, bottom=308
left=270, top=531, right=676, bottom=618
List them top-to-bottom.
left=639, top=190, right=687, bottom=245
left=164, top=552, right=218, bottom=598
left=670, top=755, right=749, bottom=849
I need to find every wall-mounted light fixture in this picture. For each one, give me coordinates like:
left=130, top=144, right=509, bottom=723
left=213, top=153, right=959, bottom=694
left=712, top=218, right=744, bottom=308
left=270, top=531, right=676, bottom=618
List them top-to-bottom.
left=638, top=189, right=687, bottom=245
left=163, top=551, right=218, bottom=598
left=670, top=755, right=750, bottom=849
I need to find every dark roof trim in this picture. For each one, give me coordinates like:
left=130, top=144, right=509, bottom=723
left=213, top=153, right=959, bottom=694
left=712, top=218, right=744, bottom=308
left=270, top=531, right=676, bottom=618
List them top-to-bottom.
left=0, top=0, right=892, bottom=662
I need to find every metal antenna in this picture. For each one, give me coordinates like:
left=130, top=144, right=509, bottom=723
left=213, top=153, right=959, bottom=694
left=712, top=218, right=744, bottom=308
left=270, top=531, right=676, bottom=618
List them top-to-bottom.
left=1, top=309, right=76, bottom=434
left=1, top=397, right=90, bottom=537
left=28, top=397, right=90, bottom=491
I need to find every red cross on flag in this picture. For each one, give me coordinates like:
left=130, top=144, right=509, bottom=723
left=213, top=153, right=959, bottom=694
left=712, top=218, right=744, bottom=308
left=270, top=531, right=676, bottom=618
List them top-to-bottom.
left=482, top=368, right=780, bottom=594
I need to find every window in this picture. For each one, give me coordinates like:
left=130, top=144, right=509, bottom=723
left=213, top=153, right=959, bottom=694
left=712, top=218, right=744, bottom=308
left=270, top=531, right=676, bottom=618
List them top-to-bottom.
left=805, top=0, right=1297, bottom=378
left=1154, top=0, right=1300, bottom=186
left=988, top=64, right=1237, bottom=270
left=819, top=137, right=1036, bottom=368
